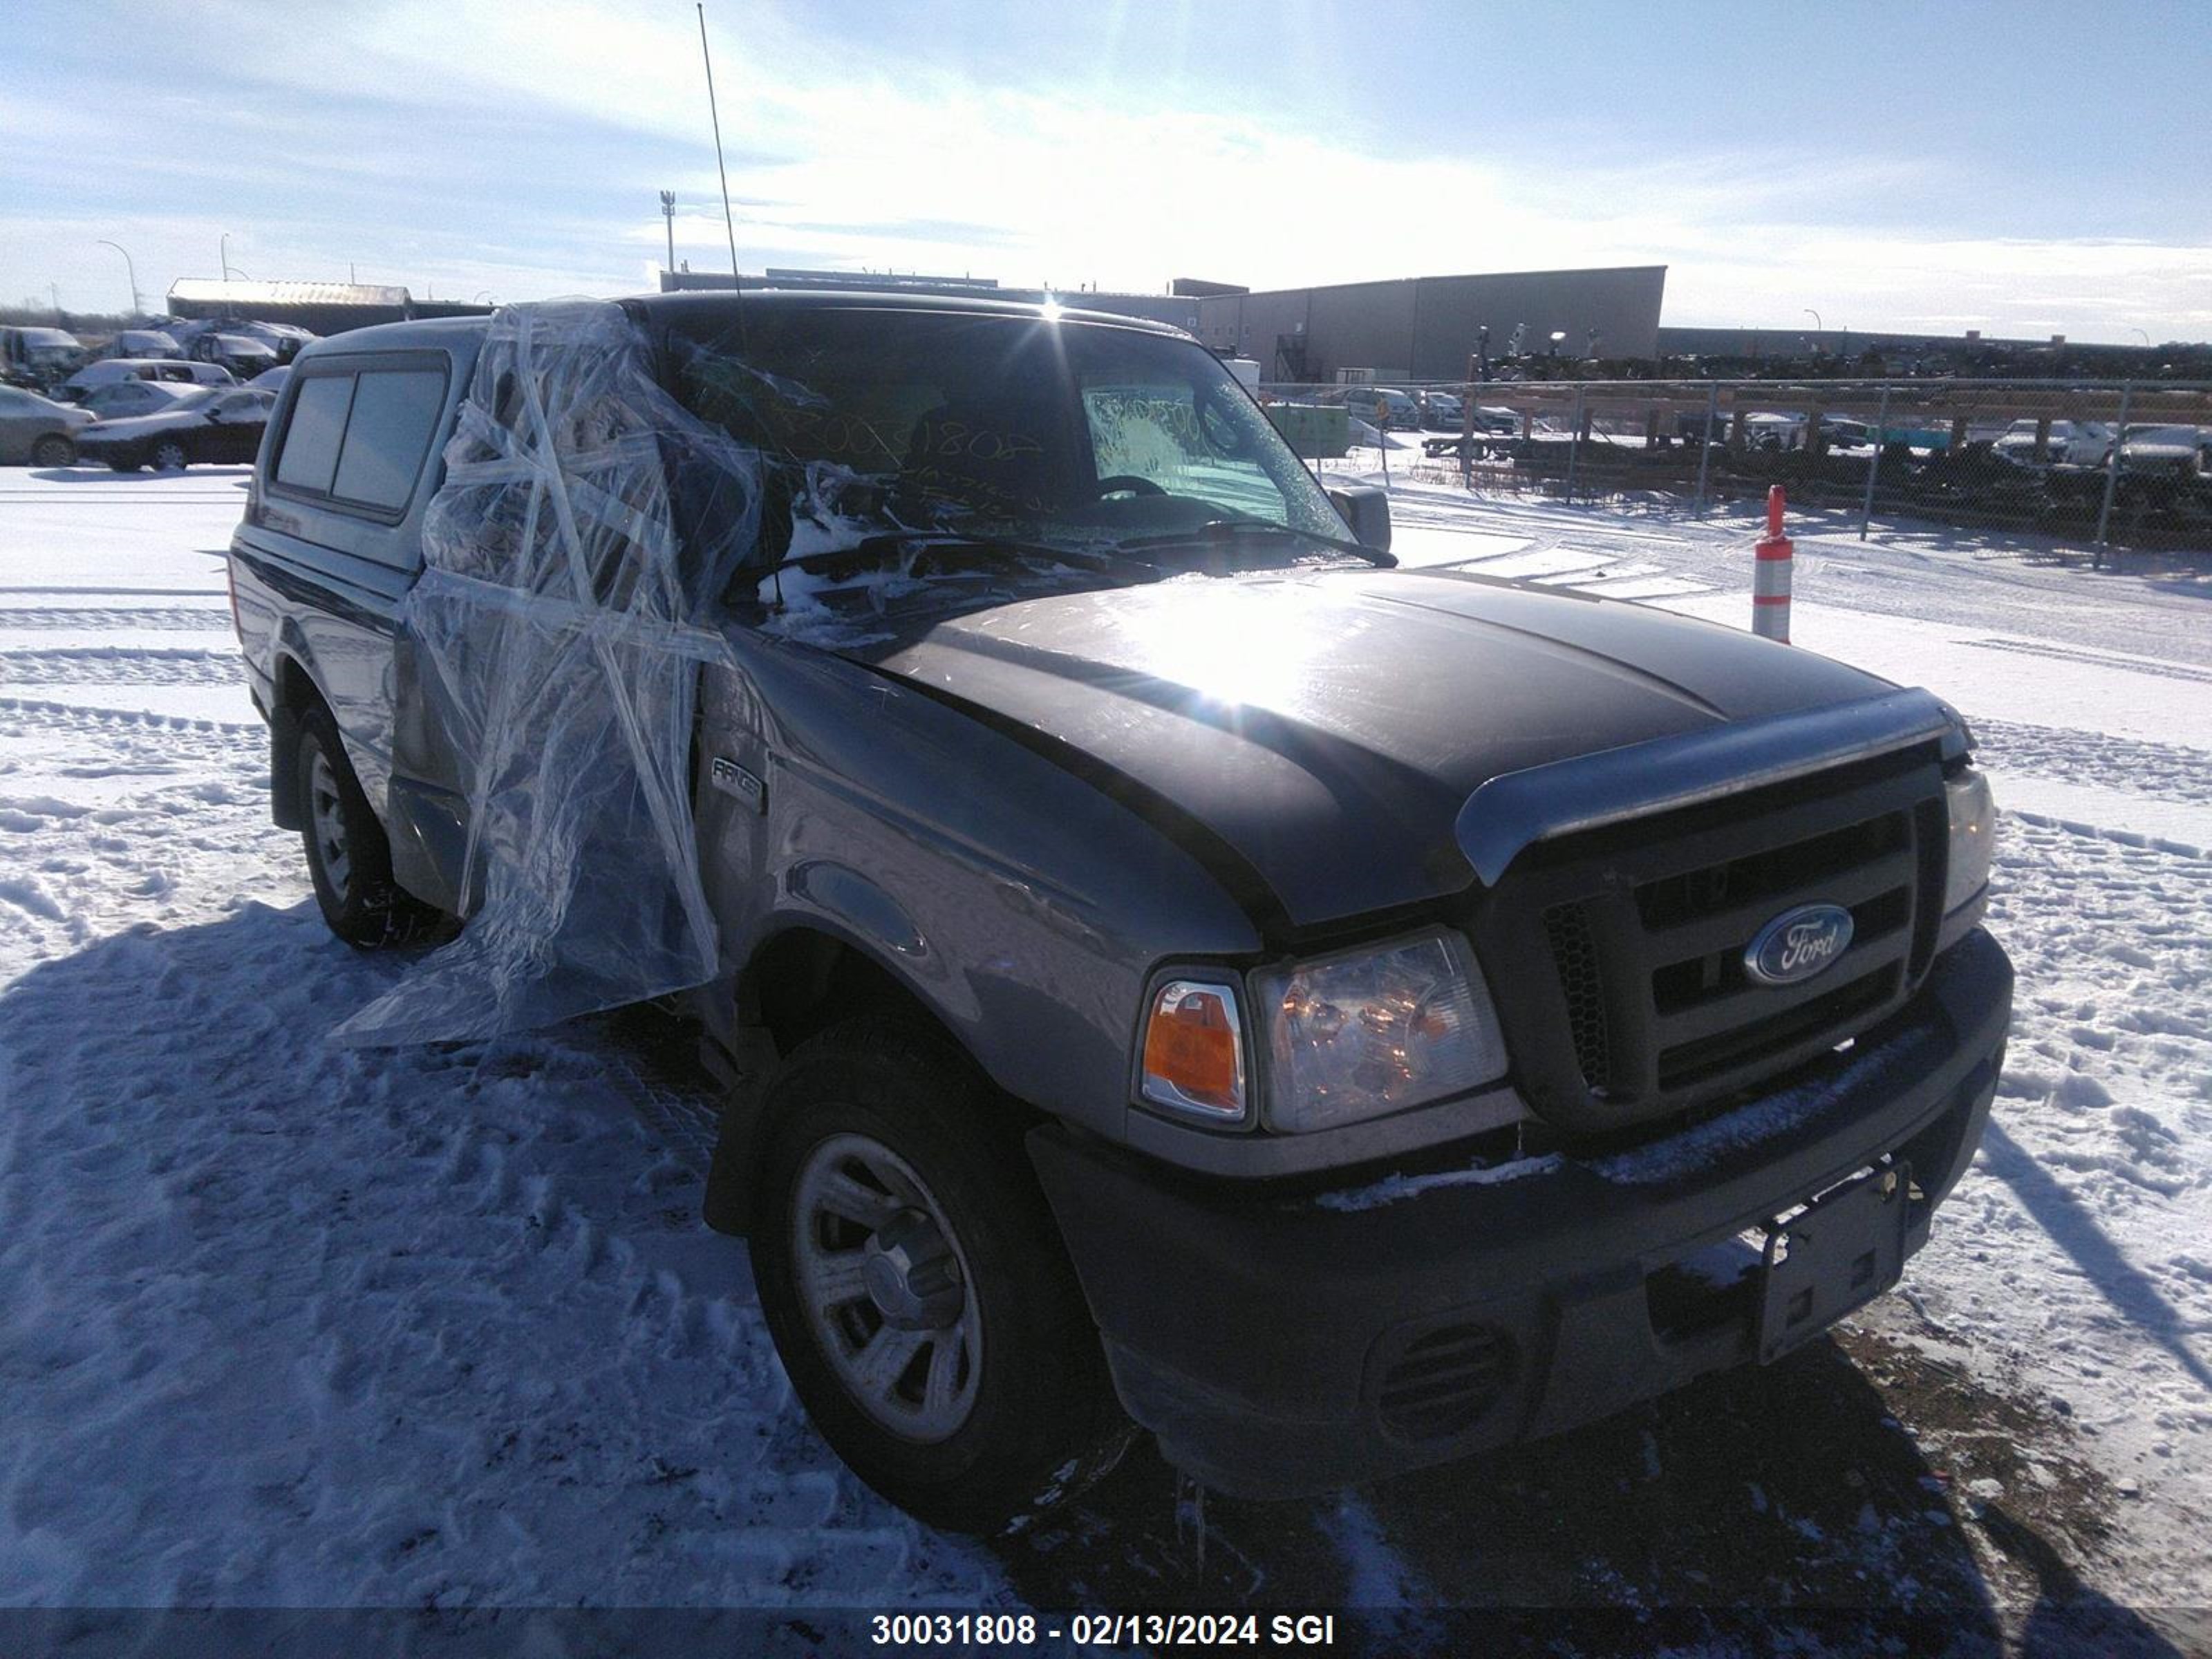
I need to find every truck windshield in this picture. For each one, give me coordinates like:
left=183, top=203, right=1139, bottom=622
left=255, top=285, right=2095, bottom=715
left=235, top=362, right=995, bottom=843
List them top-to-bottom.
left=664, top=307, right=1348, bottom=572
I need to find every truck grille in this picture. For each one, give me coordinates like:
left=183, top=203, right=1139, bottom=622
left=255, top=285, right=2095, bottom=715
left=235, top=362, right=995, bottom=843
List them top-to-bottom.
left=1475, top=749, right=1948, bottom=1133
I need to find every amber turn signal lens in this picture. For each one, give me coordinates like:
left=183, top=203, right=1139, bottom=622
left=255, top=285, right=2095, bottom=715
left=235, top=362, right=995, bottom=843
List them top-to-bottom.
left=1140, top=981, right=1246, bottom=1121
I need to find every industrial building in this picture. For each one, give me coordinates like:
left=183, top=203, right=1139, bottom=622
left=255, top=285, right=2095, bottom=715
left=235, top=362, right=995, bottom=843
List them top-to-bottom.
left=659, top=264, right=1667, bottom=384
left=1189, top=266, right=1668, bottom=381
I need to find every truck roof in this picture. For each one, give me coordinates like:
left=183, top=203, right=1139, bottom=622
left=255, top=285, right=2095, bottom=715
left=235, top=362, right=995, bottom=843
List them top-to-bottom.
left=632, top=288, right=1189, bottom=338
left=296, top=290, right=1190, bottom=365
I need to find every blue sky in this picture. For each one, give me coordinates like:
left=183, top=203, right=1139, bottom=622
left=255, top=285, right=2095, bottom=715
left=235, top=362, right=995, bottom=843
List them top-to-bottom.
left=6, top=0, right=2206, bottom=343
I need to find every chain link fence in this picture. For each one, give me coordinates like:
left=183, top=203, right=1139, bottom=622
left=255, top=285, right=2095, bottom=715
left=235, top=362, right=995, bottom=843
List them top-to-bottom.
left=1260, top=379, right=2212, bottom=563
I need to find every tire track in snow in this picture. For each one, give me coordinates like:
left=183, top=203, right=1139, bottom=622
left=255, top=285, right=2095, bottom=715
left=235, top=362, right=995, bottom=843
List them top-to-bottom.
left=0, top=606, right=234, bottom=632
left=1962, top=637, right=2212, bottom=688
left=0, top=648, right=245, bottom=688
left=0, top=695, right=258, bottom=736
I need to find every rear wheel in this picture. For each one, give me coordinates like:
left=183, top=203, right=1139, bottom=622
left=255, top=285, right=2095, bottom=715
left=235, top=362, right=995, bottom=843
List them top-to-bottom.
left=30, top=434, right=75, bottom=467
left=151, top=439, right=189, bottom=472
left=295, top=705, right=440, bottom=948
left=751, top=1020, right=1133, bottom=1533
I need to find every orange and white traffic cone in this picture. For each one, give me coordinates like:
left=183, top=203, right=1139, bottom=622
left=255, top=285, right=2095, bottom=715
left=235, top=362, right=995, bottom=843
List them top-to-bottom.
left=1753, top=484, right=1792, bottom=643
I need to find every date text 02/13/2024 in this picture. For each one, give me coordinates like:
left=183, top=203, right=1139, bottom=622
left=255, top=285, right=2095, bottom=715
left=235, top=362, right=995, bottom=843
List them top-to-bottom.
left=869, top=1612, right=1340, bottom=1648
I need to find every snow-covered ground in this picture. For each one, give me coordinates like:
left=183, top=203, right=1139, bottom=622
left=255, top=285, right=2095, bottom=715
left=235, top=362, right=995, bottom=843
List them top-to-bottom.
left=3, top=464, right=2209, bottom=1652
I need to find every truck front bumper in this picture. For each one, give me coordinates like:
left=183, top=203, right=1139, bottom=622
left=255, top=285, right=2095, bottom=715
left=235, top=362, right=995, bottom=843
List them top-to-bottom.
left=1028, top=928, right=2012, bottom=1498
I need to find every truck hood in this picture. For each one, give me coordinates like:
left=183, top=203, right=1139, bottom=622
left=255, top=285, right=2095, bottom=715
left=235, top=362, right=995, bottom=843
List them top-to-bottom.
left=849, top=568, right=1897, bottom=928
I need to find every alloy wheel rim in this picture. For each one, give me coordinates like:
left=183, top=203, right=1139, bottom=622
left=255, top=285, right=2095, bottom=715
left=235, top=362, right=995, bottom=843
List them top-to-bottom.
left=308, top=749, right=351, bottom=893
left=791, top=1131, right=982, bottom=1443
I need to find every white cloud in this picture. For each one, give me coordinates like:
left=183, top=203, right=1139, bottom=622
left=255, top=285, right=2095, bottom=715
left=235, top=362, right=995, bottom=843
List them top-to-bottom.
left=8, top=1, right=2204, bottom=342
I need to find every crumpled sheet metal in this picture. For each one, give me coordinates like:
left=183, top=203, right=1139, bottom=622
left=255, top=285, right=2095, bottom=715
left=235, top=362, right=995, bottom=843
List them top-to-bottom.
left=335, top=299, right=759, bottom=1045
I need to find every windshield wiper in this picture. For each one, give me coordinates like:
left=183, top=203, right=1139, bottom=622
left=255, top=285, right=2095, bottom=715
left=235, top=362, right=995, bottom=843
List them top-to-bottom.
left=1113, top=518, right=1395, bottom=568
left=762, top=531, right=1163, bottom=587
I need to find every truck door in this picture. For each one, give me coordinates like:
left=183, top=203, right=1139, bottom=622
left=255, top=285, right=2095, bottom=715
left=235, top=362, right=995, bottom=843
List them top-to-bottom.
left=363, top=299, right=762, bottom=1046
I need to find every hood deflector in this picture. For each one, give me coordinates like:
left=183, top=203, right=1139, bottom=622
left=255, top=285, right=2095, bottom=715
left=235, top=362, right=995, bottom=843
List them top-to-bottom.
left=1454, top=688, right=1963, bottom=885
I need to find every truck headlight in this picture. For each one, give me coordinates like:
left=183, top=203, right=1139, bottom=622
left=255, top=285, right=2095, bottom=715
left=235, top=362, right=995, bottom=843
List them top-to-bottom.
left=1944, top=765, right=1996, bottom=914
left=1253, top=928, right=1508, bottom=1133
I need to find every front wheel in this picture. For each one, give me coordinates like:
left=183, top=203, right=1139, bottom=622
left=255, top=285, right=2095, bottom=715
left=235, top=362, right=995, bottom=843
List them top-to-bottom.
left=30, top=434, right=76, bottom=467
left=151, top=439, right=189, bottom=472
left=295, top=706, right=440, bottom=948
left=751, top=1020, right=1132, bottom=1533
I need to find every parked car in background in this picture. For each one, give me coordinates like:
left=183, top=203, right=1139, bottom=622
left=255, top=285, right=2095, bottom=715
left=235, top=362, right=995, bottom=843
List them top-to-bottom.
left=167, top=316, right=317, bottom=364
left=1, top=325, right=87, bottom=391
left=103, top=329, right=185, bottom=362
left=189, top=332, right=281, bottom=379
left=57, top=359, right=236, bottom=402
left=79, top=379, right=198, bottom=421
left=0, top=384, right=96, bottom=465
left=1335, top=384, right=1423, bottom=429
left=75, top=386, right=275, bottom=471
left=1414, top=388, right=1463, bottom=430
left=1741, top=412, right=1803, bottom=451
left=1994, top=420, right=2113, bottom=467
left=2118, top=424, right=2209, bottom=480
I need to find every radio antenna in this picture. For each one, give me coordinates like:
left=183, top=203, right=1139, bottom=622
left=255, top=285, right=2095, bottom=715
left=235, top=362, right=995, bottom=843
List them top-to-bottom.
left=696, top=3, right=747, bottom=343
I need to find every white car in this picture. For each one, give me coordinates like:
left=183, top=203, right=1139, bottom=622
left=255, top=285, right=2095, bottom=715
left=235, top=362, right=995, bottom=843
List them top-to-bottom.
left=57, top=358, right=236, bottom=402
left=79, top=379, right=198, bottom=421
left=1335, top=386, right=1423, bottom=429
left=1993, top=420, right=2112, bottom=467
left=2118, top=424, right=2209, bottom=479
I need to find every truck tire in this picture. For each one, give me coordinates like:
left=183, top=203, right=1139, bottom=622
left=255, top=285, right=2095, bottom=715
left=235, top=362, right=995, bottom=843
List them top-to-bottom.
left=30, top=434, right=75, bottom=467
left=294, top=704, right=439, bottom=948
left=751, top=1018, right=1133, bottom=1533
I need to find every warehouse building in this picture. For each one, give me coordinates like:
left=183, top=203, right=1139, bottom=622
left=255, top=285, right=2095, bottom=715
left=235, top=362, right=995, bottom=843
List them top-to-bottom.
left=1190, top=266, right=1667, bottom=381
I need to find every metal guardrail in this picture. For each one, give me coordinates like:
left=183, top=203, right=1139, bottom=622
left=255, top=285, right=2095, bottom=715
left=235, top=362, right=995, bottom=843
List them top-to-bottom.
left=1263, top=378, right=2212, bottom=562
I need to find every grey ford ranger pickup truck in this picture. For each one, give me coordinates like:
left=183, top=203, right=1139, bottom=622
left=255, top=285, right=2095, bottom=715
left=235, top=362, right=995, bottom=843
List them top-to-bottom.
left=228, top=290, right=2010, bottom=1532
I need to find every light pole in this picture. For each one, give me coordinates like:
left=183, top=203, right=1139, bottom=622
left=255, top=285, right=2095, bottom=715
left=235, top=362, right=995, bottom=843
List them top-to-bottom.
left=659, top=190, right=677, bottom=279
left=221, top=233, right=245, bottom=282
left=97, top=240, right=142, bottom=316
left=2130, top=328, right=2151, bottom=348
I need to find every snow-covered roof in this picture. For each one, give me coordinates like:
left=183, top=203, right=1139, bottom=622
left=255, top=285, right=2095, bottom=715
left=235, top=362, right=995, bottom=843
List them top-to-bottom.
left=167, top=278, right=411, bottom=310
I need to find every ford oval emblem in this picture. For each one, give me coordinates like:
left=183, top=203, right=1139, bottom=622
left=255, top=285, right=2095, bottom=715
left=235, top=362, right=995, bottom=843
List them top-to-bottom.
left=1744, top=903, right=1855, bottom=986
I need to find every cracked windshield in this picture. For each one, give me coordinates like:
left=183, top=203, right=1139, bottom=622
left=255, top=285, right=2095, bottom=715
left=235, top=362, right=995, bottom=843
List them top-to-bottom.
left=668, top=307, right=1354, bottom=595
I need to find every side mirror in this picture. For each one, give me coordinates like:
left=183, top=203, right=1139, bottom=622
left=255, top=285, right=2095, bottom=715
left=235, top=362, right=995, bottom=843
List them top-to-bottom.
left=1327, top=483, right=1392, bottom=555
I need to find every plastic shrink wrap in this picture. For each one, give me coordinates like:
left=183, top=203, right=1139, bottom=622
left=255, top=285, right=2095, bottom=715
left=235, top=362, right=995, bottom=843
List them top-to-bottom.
left=335, top=300, right=760, bottom=1044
